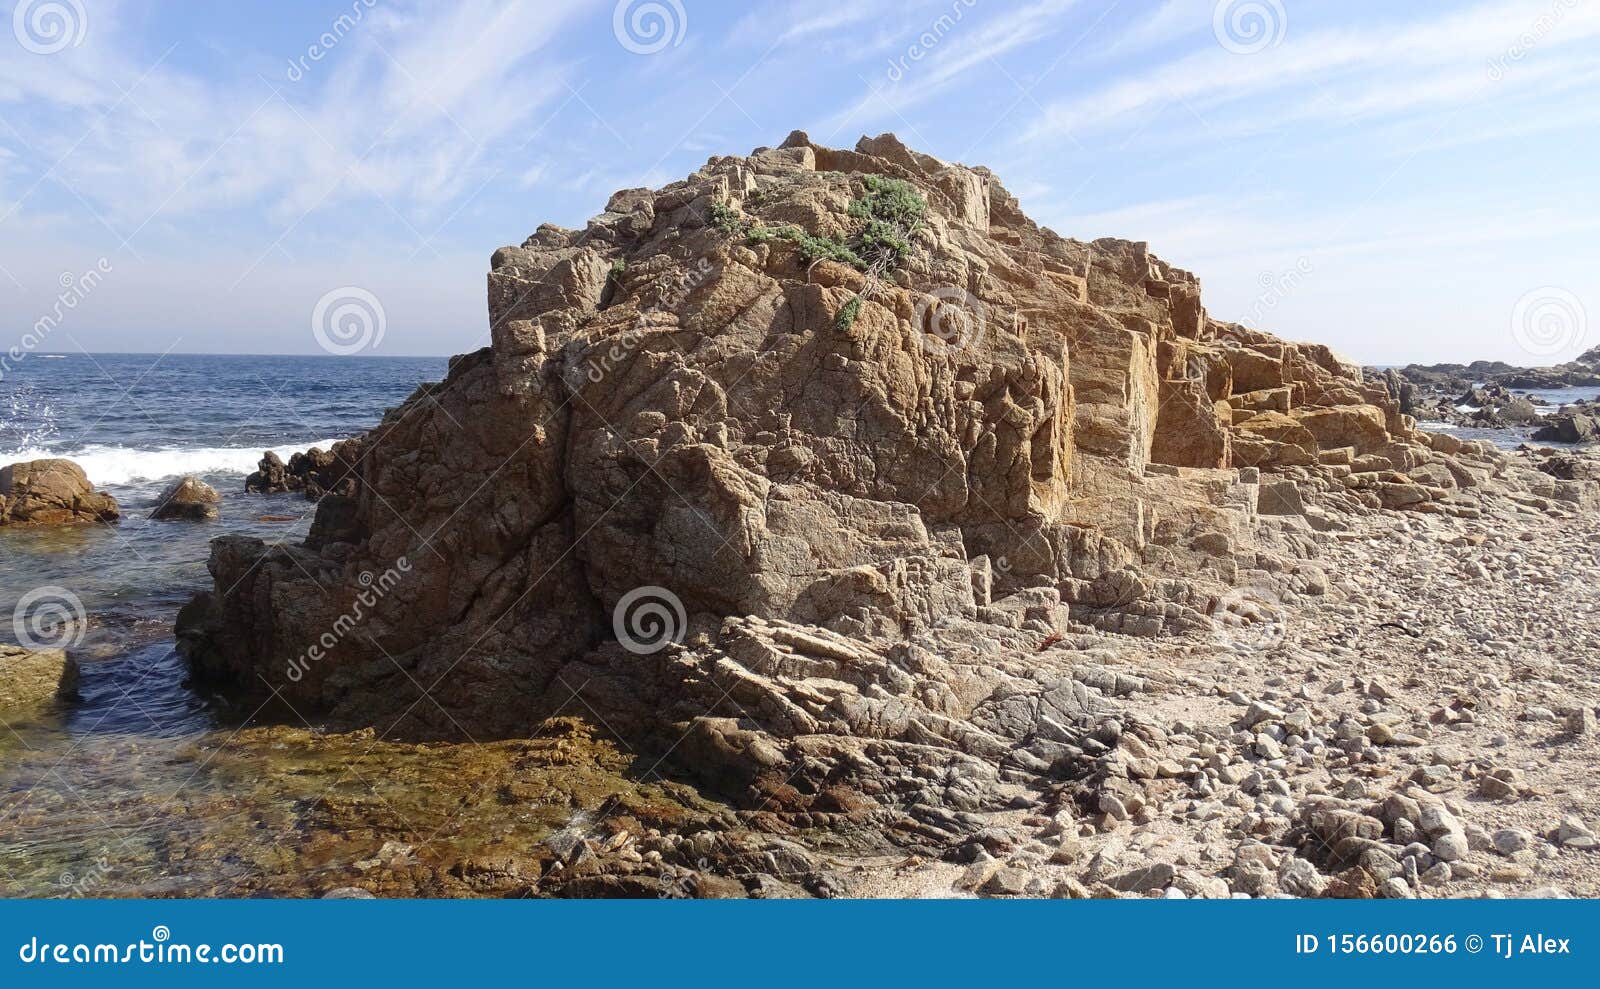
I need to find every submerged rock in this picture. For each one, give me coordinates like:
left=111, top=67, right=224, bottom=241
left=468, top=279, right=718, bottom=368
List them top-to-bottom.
left=0, top=459, right=119, bottom=525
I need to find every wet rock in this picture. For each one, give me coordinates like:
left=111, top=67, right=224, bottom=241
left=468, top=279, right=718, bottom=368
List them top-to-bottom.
left=0, top=459, right=119, bottom=525
left=150, top=475, right=220, bottom=521
left=0, top=645, right=79, bottom=710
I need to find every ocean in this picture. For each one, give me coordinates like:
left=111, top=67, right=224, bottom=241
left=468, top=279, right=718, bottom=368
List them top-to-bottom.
left=1, top=352, right=446, bottom=659
left=0, top=353, right=449, bottom=895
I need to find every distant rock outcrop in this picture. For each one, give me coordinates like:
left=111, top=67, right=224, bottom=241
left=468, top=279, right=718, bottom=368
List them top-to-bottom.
left=178, top=133, right=1588, bottom=845
left=244, top=443, right=360, bottom=500
left=0, top=459, right=119, bottom=526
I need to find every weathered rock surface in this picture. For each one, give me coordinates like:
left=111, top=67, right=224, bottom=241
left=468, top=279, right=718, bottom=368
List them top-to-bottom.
left=179, top=133, right=1589, bottom=870
left=243, top=443, right=360, bottom=500
left=0, top=459, right=119, bottom=526
left=150, top=475, right=220, bottom=520
left=0, top=644, right=79, bottom=711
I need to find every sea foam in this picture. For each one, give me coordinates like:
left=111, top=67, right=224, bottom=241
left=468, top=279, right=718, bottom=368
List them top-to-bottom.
left=1, top=439, right=346, bottom=486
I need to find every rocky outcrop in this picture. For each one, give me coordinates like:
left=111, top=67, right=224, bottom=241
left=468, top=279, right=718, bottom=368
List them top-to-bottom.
left=179, top=133, right=1580, bottom=848
left=1396, top=345, right=1600, bottom=393
left=1384, top=346, right=1600, bottom=441
left=1532, top=411, right=1598, bottom=445
left=243, top=442, right=360, bottom=500
left=0, top=459, right=119, bottom=526
left=150, top=475, right=221, bottom=520
left=0, top=644, right=79, bottom=712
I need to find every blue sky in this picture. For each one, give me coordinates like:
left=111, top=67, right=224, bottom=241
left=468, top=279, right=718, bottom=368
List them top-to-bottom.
left=2, top=0, right=1597, bottom=364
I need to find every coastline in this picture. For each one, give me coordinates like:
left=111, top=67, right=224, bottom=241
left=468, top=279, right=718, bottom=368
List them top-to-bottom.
left=4, top=136, right=1599, bottom=901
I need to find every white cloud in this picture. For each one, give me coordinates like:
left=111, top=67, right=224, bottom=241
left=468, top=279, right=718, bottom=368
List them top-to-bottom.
left=0, top=0, right=597, bottom=231
left=821, top=0, right=1079, bottom=137
left=1026, top=0, right=1600, bottom=141
left=1100, top=0, right=1211, bottom=54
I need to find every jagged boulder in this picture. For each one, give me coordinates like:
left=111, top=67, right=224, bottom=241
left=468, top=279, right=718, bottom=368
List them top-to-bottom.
left=243, top=442, right=360, bottom=500
left=0, top=459, right=119, bottom=526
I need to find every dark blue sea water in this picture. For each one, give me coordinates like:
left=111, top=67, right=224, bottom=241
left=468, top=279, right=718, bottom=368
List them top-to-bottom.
left=0, top=352, right=445, bottom=728
left=1, top=352, right=445, bottom=489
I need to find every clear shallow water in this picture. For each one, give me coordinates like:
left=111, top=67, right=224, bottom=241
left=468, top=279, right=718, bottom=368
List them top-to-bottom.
left=1, top=353, right=460, bottom=896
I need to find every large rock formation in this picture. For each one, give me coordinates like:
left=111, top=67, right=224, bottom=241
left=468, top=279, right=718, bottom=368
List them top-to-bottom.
left=179, top=134, right=1583, bottom=844
left=0, top=459, right=119, bottom=525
